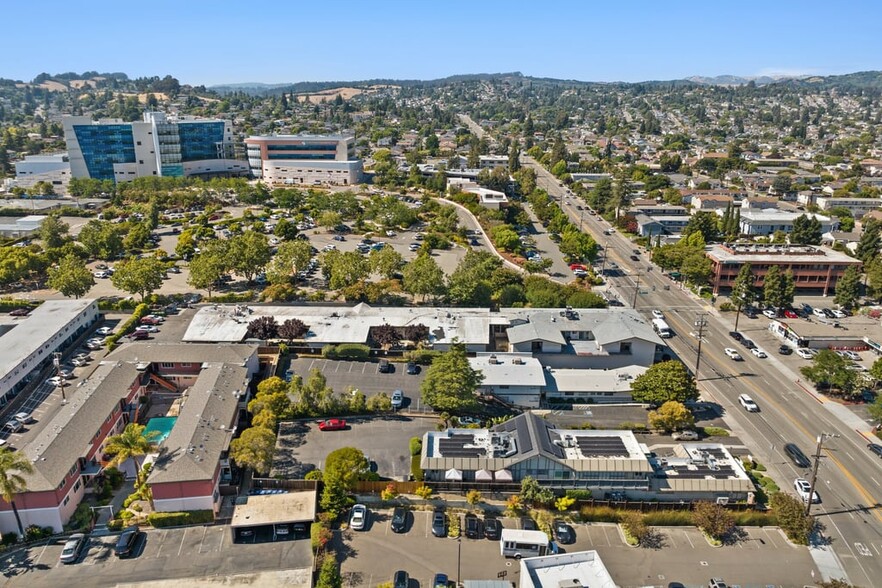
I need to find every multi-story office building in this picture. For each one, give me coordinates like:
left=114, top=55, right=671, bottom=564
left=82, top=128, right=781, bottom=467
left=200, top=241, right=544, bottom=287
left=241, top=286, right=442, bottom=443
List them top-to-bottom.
left=62, top=112, right=248, bottom=182
left=244, top=134, right=362, bottom=186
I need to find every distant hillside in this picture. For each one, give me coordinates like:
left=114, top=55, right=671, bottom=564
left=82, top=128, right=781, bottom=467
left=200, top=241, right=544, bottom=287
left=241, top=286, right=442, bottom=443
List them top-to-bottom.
left=786, top=70, right=882, bottom=90
left=685, top=74, right=793, bottom=86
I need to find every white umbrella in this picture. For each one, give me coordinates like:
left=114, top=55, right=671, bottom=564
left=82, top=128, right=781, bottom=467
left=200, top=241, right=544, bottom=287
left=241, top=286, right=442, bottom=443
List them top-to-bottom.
left=445, top=468, right=463, bottom=481
left=475, top=469, right=493, bottom=481
left=494, top=469, right=513, bottom=481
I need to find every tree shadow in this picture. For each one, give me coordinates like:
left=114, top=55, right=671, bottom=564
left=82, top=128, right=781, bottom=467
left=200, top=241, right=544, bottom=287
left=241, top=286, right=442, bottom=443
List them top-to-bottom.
left=721, top=526, right=749, bottom=546
left=640, top=528, right=668, bottom=550
left=0, top=548, right=52, bottom=578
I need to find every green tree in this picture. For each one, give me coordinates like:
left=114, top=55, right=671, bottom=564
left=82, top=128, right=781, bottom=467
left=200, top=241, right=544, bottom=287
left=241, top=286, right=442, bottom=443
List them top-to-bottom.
left=318, top=211, right=342, bottom=229
left=682, top=211, right=720, bottom=243
left=791, top=214, right=823, bottom=245
left=38, top=215, right=69, bottom=249
left=273, top=218, right=299, bottom=241
left=855, top=219, right=881, bottom=263
left=78, top=220, right=124, bottom=260
left=123, top=221, right=152, bottom=251
left=490, top=226, right=521, bottom=253
left=175, top=229, right=197, bottom=259
left=558, top=229, right=598, bottom=262
left=228, top=230, right=271, bottom=283
left=267, top=239, right=313, bottom=285
left=369, top=246, right=404, bottom=279
left=187, top=249, right=227, bottom=298
left=322, top=250, right=370, bottom=290
left=447, top=250, right=502, bottom=306
left=679, top=251, right=713, bottom=285
left=402, top=253, right=446, bottom=301
left=47, top=254, right=95, bottom=299
left=866, top=255, right=882, bottom=300
left=110, top=256, right=166, bottom=301
left=730, top=263, right=757, bottom=331
left=763, top=265, right=787, bottom=308
left=834, top=266, right=861, bottom=309
left=420, top=344, right=483, bottom=411
left=800, top=349, right=860, bottom=396
left=630, top=361, right=698, bottom=405
left=648, top=401, right=695, bottom=432
left=103, top=423, right=160, bottom=478
left=229, top=426, right=276, bottom=475
left=0, top=447, right=35, bottom=537
left=321, top=447, right=368, bottom=514
left=519, top=475, right=554, bottom=506
left=770, top=492, right=814, bottom=545
left=692, top=501, right=735, bottom=540
left=316, top=557, right=342, bottom=588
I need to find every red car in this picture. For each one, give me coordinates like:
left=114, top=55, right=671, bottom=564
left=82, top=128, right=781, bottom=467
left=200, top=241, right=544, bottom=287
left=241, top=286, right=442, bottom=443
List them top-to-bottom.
left=569, top=263, right=587, bottom=271
left=783, top=310, right=799, bottom=319
left=140, top=316, right=162, bottom=325
left=126, top=330, right=149, bottom=340
left=318, top=419, right=347, bottom=431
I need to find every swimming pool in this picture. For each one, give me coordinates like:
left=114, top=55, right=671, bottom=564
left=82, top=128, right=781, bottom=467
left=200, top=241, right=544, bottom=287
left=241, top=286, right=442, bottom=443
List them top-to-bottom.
left=144, top=416, right=177, bottom=444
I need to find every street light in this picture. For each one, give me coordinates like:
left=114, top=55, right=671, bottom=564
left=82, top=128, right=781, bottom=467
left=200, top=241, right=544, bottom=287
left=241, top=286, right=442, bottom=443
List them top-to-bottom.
left=806, top=433, right=839, bottom=516
left=456, top=536, right=462, bottom=585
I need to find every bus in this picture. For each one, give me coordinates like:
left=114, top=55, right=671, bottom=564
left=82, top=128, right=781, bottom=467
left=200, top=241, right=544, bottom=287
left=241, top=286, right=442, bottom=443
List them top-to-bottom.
left=652, top=318, right=673, bottom=338
left=500, top=528, right=551, bottom=559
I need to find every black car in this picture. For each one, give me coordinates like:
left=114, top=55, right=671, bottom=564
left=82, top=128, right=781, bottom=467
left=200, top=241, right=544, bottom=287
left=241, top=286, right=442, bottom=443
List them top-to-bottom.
left=630, top=255, right=639, bottom=261
left=744, top=308, right=757, bottom=319
left=822, top=308, right=835, bottom=318
left=729, top=331, right=743, bottom=342
left=741, top=338, right=756, bottom=350
left=778, top=345, right=793, bottom=355
left=378, top=359, right=393, bottom=373
left=406, top=362, right=420, bottom=375
left=784, top=443, right=811, bottom=468
left=868, top=444, right=882, bottom=458
left=391, top=507, right=407, bottom=533
left=431, top=510, right=446, bottom=537
left=464, top=514, right=480, bottom=539
left=483, top=517, right=502, bottom=540
left=521, top=517, right=537, bottom=531
left=553, top=519, right=575, bottom=544
left=114, top=525, right=141, bottom=558
left=393, top=570, right=409, bottom=588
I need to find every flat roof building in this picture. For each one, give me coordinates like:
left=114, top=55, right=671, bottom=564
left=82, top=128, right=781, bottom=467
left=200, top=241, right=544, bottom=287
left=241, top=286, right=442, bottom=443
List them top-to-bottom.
left=63, top=112, right=248, bottom=182
left=244, top=134, right=362, bottom=186
left=732, top=209, right=838, bottom=236
left=706, top=243, right=862, bottom=296
left=519, top=551, right=616, bottom=588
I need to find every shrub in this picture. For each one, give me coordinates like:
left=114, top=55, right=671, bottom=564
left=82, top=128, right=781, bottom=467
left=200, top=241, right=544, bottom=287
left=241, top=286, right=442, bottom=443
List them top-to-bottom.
left=718, top=302, right=735, bottom=311
left=106, top=303, right=150, bottom=349
left=322, top=343, right=371, bottom=360
left=404, top=349, right=442, bottom=365
left=618, top=422, right=648, bottom=432
left=702, top=426, right=730, bottom=437
left=409, top=437, right=423, bottom=456
left=410, top=455, right=424, bottom=481
left=105, top=467, right=125, bottom=490
left=305, top=469, right=323, bottom=481
left=381, top=483, right=399, bottom=501
left=414, top=485, right=433, bottom=500
left=466, top=489, right=483, bottom=506
left=564, top=489, right=592, bottom=501
left=505, top=495, right=525, bottom=517
left=555, top=496, right=576, bottom=512
left=692, top=502, right=735, bottom=540
left=66, top=503, right=94, bottom=531
left=130, top=503, right=143, bottom=513
left=579, top=506, right=620, bottom=523
left=119, top=510, right=134, bottom=521
left=146, top=510, right=214, bottom=528
left=642, top=510, right=695, bottom=526
left=733, top=511, right=776, bottom=527
left=620, top=512, right=648, bottom=545
left=447, top=513, right=460, bottom=538
left=107, top=519, right=124, bottom=531
left=311, top=521, right=333, bottom=554
left=24, top=525, right=54, bottom=542
left=0, top=533, right=18, bottom=546
left=316, top=556, right=342, bottom=588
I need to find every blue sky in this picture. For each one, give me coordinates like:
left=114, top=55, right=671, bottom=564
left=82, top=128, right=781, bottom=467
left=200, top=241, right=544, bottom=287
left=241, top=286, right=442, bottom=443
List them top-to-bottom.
left=2, top=0, right=879, bottom=86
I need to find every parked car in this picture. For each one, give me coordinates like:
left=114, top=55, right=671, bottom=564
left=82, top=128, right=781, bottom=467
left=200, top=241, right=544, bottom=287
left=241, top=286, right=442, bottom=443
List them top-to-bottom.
left=93, top=270, right=109, bottom=279
left=9, top=308, right=31, bottom=317
left=762, top=308, right=777, bottom=319
left=812, top=308, right=828, bottom=319
left=783, top=309, right=799, bottom=319
left=652, top=310, right=664, bottom=320
left=135, top=325, right=159, bottom=333
left=126, top=330, right=149, bottom=340
left=728, top=331, right=743, bottom=342
left=740, top=338, right=756, bottom=350
left=778, top=345, right=793, bottom=355
left=750, top=347, right=767, bottom=358
left=724, top=348, right=743, bottom=361
left=796, top=348, right=815, bottom=359
left=71, top=357, right=89, bottom=367
left=378, top=359, right=392, bottom=373
left=406, top=362, right=420, bottom=375
left=47, top=376, right=64, bottom=387
left=391, top=389, right=404, bottom=410
left=738, top=394, right=759, bottom=412
left=13, top=412, right=33, bottom=425
left=458, top=416, right=482, bottom=425
left=318, top=418, right=347, bottom=431
left=4, top=420, right=23, bottom=433
left=672, top=430, right=699, bottom=441
left=784, top=443, right=811, bottom=468
left=867, top=443, right=882, bottom=458
left=793, top=478, right=820, bottom=504
left=349, top=504, right=368, bottom=531
left=390, top=507, right=407, bottom=533
left=431, top=510, right=447, bottom=537
left=464, top=514, right=480, bottom=539
left=483, top=517, right=502, bottom=540
left=521, top=517, right=537, bottom=531
left=553, top=520, right=575, bottom=544
left=114, top=525, right=141, bottom=558
left=59, top=533, right=88, bottom=564
left=392, top=570, right=409, bottom=588
left=433, top=573, right=449, bottom=588
left=708, top=580, right=729, bottom=588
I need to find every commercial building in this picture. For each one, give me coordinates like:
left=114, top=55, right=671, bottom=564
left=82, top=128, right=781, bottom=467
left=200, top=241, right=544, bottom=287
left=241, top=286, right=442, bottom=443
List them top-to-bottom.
left=63, top=112, right=248, bottom=182
left=244, top=134, right=362, bottom=186
left=12, top=153, right=72, bottom=193
left=448, top=178, right=509, bottom=209
left=733, top=209, right=837, bottom=236
left=634, top=213, right=691, bottom=237
left=0, top=215, right=47, bottom=238
left=706, top=243, right=862, bottom=295
left=0, top=299, right=100, bottom=404
left=0, top=343, right=260, bottom=534
left=469, top=353, right=546, bottom=408
left=519, top=551, right=616, bottom=588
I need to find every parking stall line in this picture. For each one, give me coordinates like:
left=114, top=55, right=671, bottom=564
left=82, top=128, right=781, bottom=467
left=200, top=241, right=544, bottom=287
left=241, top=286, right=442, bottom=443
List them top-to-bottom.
left=176, top=528, right=188, bottom=557
left=665, top=529, right=677, bottom=547
left=683, top=530, right=695, bottom=548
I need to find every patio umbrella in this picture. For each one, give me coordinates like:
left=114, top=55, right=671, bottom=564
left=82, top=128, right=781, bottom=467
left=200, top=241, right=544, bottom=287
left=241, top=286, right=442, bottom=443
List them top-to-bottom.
left=445, top=468, right=463, bottom=481
left=475, top=469, right=493, bottom=481
left=494, top=469, right=513, bottom=481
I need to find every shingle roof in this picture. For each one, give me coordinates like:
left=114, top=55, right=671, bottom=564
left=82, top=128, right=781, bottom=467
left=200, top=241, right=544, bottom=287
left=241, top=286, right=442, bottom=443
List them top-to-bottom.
left=107, top=343, right=255, bottom=366
left=148, top=362, right=249, bottom=485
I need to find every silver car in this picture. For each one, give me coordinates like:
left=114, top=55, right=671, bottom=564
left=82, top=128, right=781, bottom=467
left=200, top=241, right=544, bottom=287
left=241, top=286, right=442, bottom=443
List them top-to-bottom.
left=60, top=533, right=88, bottom=564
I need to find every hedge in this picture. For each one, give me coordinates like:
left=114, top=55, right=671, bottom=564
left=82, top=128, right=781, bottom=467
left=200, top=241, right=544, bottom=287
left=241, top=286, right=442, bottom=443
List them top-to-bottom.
left=0, top=298, right=41, bottom=313
left=105, top=303, right=150, bottom=350
left=322, top=343, right=371, bottom=360
left=404, top=349, right=442, bottom=365
left=409, top=437, right=422, bottom=456
left=411, top=455, right=424, bottom=481
left=146, top=510, right=214, bottom=528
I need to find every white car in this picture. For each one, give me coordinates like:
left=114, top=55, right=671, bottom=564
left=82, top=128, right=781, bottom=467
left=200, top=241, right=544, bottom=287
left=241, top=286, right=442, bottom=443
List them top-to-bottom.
left=409, top=243, right=421, bottom=252
left=573, top=269, right=588, bottom=277
left=93, top=270, right=109, bottom=279
left=762, top=309, right=777, bottom=319
left=830, top=309, right=846, bottom=319
left=652, top=310, right=664, bottom=320
left=135, top=325, right=159, bottom=333
left=96, top=326, right=113, bottom=336
left=724, top=348, right=743, bottom=361
left=751, top=348, right=767, bottom=358
left=796, top=348, right=815, bottom=359
left=841, top=350, right=861, bottom=361
left=71, top=357, right=89, bottom=367
left=47, top=376, right=64, bottom=387
left=391, top=389, right=404, bottom=409
left=738, top=394, right=759, bottom=412
left=672, top=430, right=699, bottom=441
left=794, top=478, right=820, bottom=504
left=350, top=504, right=367, bottom=531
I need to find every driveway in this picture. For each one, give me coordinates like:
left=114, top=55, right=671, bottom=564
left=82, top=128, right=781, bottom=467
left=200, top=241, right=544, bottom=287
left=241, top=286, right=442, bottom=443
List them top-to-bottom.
left=273, top=416, right=434, bottom=480
left=1, top=525, right=312, bottom=588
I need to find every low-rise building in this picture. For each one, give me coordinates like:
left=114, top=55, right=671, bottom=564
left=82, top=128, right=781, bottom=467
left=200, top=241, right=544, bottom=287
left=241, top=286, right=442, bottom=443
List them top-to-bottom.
left=244, top=134, right=362, bottom=186
left=12, top=153, right=71, bottom=194
left=816, top=196, right=881, bottom=219
left=734, top=209, right=837, bottom=236
left=0, top=215, right=47, bottom=238
left=706, top=243, right=862, bottom=295
left=469, top=353, right=546, bottom=408
left=544, top=365, right=648, bottom=404
left=519, top=551, right=616, bottom=588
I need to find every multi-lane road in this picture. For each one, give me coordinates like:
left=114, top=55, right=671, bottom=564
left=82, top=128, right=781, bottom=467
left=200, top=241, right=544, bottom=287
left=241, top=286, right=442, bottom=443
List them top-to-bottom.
left=525, top=156, right=882, bottom=585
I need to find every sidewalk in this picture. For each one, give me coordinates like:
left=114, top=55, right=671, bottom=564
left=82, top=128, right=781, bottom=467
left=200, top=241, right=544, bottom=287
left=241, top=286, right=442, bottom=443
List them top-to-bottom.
left=96, top=479, right=135, bottom=527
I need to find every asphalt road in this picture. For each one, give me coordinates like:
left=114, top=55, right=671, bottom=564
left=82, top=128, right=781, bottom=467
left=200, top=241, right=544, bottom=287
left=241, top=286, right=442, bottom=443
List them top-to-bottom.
left=525, top=156, right=882, bottom=585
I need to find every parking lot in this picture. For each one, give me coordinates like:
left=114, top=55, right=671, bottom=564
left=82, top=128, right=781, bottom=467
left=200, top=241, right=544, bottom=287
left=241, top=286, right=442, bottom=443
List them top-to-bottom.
left=287, top=358, right=428, bottom=410
left=273, top=415, right=434, bottom=479
left=338, top=508, right=818, bottom=587
left=1, top=525, right=312, bottom=588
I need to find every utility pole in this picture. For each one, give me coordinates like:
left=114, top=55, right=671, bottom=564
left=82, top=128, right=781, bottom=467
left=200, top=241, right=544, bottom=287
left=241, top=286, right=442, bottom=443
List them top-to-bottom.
left=631, top=273, right=642, bottom=308
left=694, top=314, right=708, bottom=380
left=53, top=352, right=67, bottom=403
left=806, top=433, right=838, bottom=516
left=456, top=536, right=462, bottom=586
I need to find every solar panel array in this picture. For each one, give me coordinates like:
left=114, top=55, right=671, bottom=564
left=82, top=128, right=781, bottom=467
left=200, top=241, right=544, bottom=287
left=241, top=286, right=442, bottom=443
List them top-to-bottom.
left=438, top=434, right=485, bottom=458
left=576, top=436, right=628, bottom=458
left=669, top=464, right=737, bottom=479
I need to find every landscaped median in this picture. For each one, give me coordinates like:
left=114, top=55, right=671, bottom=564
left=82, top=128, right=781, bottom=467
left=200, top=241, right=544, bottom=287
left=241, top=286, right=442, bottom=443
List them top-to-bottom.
left=104, top=302, right=150, bottom=350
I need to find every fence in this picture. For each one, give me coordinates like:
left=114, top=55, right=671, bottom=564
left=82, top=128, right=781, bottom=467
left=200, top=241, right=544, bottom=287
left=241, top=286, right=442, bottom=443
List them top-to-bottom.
left=251, top=478, right=318, bottom=492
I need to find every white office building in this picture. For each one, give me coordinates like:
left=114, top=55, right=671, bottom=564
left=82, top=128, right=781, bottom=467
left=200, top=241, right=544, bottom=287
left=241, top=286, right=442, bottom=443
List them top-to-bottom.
left=244, top=134, right=363, bottom=186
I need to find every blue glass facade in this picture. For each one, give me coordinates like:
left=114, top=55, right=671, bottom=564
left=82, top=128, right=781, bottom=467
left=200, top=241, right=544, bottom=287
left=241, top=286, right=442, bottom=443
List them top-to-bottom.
left=179, top=121, right=225, bottom=162
left=73, top=125, right=135, bottom=180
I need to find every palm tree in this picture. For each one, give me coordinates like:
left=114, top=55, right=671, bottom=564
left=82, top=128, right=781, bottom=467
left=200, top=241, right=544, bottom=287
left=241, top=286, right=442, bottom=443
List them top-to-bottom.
left=103, top=423, right=160, bottom=480
left=0, top=447, right=35, bottom=537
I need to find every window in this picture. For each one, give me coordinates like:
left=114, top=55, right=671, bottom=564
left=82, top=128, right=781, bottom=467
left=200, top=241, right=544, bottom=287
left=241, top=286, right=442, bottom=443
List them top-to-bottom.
left=620, top=342, right=632, bottom=354
left=161, top=362, right=175, bottom=368
left=180, top=363, right=191, bottom=368
left=69, top=463, right=78, bottom=477
left=74, top=479, right=81, bottom=492
left=63, top=495, right=70, bottom=506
